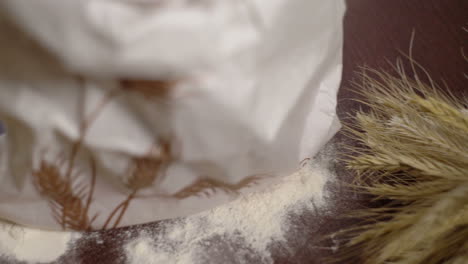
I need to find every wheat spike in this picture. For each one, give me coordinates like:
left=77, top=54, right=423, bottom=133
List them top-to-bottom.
left=333, top=63, right=468, bottom=264
left=102, top=139, right=173, bottom=229
left=126, top=140, right=172, bottom=190
left=34, top=160, right=95, bottom=231
left=173, top=175, right=263, bottom=199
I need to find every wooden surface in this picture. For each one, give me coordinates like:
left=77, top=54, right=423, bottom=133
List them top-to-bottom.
left=3, top=0, right=467, bottom=263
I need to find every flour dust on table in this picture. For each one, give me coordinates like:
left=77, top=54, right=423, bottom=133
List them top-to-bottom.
left=0, top=146, right=336, bottom=264
left=123, top=148, right=336, bottom=264
left=0, top=221, right=80, bottom=263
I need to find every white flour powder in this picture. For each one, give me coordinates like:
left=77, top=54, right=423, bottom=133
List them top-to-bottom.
left=0, top=149, right=335, bottom=264
left=124, top=155, right=334, bottom=264
left=0, top=221, right=78, bottom=263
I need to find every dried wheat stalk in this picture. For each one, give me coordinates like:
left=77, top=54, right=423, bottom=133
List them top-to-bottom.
left=334, top=64, right=468, bottom=264
left=34, top=76, right=267, bottom=230
left=120, top=79, right=175, bottom=99
left=33, top=80, right=117, bottom=231
left=65, top=85, right=120, bottom=181
left=102, top=139, right=173, bottom=229
left=126, top=140, right=172, bottom=190
left=33, top=158, right=97, bottom=231
left=173, top=175, right=263, bottom=199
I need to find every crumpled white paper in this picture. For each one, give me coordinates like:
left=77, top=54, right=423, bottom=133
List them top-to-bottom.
left=0, top=0, right=345, bottom=230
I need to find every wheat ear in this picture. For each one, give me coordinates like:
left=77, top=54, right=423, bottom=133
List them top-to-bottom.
left=333, top=64, right=468, bottom=264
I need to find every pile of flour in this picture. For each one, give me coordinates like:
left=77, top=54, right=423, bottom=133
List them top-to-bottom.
left=124, top=153, right=335, bottom=264
left=0, top=221, right=79, bottom=263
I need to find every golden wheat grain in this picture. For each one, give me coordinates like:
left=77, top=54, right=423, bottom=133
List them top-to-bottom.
left=333, top=63, right=468, bottom=264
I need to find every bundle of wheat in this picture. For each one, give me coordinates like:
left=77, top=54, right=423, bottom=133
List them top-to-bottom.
left=336, top=63, right=468, bottom=264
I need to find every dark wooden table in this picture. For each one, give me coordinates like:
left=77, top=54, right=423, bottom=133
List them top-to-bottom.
left=3, top=1, right=467, bottom=263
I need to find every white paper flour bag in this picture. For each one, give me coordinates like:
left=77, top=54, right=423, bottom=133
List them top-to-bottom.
left=0, top=0, right=345, bottom=230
